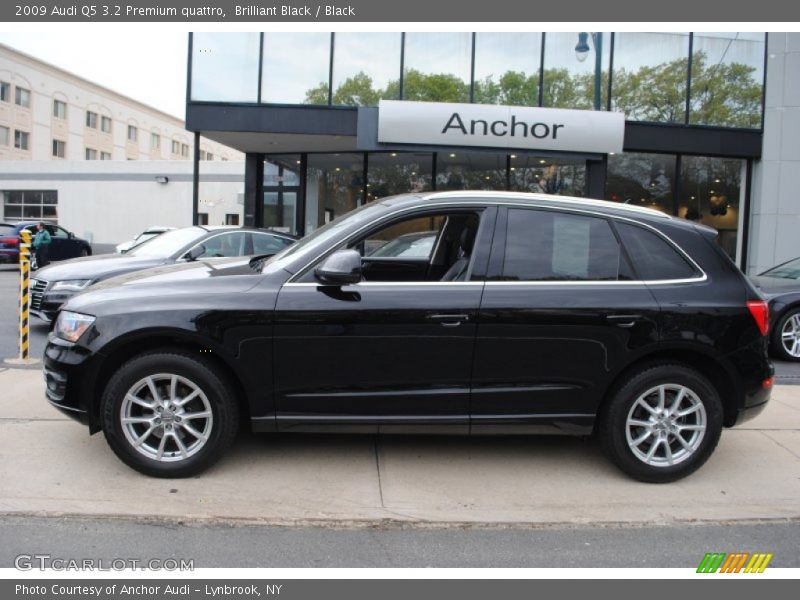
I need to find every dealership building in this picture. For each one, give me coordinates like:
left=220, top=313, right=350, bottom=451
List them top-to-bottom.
left=187, top=32, right=799, bottom=274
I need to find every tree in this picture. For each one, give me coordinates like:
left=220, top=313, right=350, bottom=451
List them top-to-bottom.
left=303, top=53, right=762, bottom=128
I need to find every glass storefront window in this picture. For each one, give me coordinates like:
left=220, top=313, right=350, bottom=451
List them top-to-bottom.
left=542, top=32, right=610, bottom=110
left=611, top=32, right=690, bottom=123
left=191, top=33, right=260, bottom=102
left=263, top=33, right=332, bottom=105
left=330, top=33, right=402, bottom=106
left=402, top=33, right=472, bottom=103
left=473, top=33, right=542, bottom=106
left=689, top=33, right=765, bottom=129
left=367, top=152, right=433, bottom=201
left=436, top=152, right=506, bottom=190
left=606, top=152, right=676, bottom=215
left=306, top=153, right=364, bottom=232
left=264, top=155, right=302, bottom=234
left=509, top=155, right=586, bottom=196
left=680, top=156, right=744, bottom=259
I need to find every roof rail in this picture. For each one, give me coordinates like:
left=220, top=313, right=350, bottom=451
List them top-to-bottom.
left=422, top=191, right=672, bottom=220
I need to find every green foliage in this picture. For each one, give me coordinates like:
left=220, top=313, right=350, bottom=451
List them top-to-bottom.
left=305, top=52, right=762, bottom=128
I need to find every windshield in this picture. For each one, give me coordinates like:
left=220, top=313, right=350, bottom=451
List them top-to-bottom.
left=262, top=201, right=390, bottom=272
left=128, top=227, right=207, bottom=258
left=762, top=258, right=800, bottom=280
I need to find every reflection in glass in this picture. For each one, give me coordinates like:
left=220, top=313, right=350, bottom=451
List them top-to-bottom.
left=542, top=32, right=610, bottom=110
left=611, top=32, right=690, bottom=123
left=191, top=33, right=260, bottom=102
left=262, top=33, right=331, bottom=104
left=329, top=33, right=402, bottom=106
left=402, top=33, right=472, bottom=103
left=473, top=33, right=542, bottom=106
left=689, top=33, right=765, bottom=128
left=436, top=152, right=506, bottom=190
left=606, top=152, right=676, bottom=214
left=367, top=153, right=433, bottom=201
left=306, top=154, right=364, bottom=232
left=509, top=155, right=586, bottom=196
left=680, top=156, right=743, bottom=259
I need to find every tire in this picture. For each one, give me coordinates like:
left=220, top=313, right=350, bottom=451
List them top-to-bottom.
left=79, top=248, right=89, bottom=257
left=771, top=308, right=800, bottom=362
left=101, top=350, right=239, bottom=478
left=598, top=363, right=723, bottom=483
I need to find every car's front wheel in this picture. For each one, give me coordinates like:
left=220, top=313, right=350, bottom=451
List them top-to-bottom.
left=101, top=350, right=239, bottom=477
left=598, top=363, right=723, bottom=483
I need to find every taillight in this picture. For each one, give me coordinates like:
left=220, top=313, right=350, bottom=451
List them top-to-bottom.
left=0, top=237, right=19, bottom=246
left=747, top=300, right=769, bottom=336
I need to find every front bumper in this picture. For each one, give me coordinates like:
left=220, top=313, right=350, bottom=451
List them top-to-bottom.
left=44, top=335, right=100, bottom=432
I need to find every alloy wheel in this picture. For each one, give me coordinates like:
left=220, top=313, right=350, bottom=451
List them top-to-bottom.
left=781, top=313, right=800, bottom=358
left=120, top=373, right=213, bottom=462
left=625, top=384, right=707, bottom=468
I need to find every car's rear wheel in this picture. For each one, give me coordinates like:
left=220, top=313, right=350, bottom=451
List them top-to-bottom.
left=772, top=308, right=800, bottom=362
left=101, top=350, right=239, bottom=477
left=598, top=363, right=723, bottom=483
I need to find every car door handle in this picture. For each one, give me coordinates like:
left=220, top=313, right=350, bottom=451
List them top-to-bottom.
left=428, top=313, right=470, bottom=327
left=606, top=314, right=642, bottom=328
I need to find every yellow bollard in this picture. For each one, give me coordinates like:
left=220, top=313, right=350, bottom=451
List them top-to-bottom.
left=18, top=230, right=32, bottom=360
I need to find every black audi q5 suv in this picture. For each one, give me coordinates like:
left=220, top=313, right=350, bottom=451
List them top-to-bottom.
left=43, top=191, right=773, bottom=482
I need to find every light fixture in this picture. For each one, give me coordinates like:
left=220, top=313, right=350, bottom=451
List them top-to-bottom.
left=574, top=32, right=591, bottom=62
left=609, top=152, right=616, bottom=156
left=391, top=153, right=397, bottom=157
left=449, top=153, right=456, bottom=158
left=510, top=154, right=517, bottom=159
left=539, top=159, right=546, bottom=164
left=296, top=160, right=301, bottom=164
left=335, top=167, right=341, bottom=172
left=510, top=167, right=516, bottom=171
left=411, top=172, right=416, bottom=176
left=154, top=176, right=169, bottom=184
left=485, top=176, right=490, bottom=180
left=715, top=179, right=721, bottom=183
left=709, top=190, right=715, bottom=194
left=690, top=196, right=695, bottom=200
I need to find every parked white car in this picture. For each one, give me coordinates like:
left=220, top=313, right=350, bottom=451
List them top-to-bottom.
left=115, top=226, right=175, bottom=254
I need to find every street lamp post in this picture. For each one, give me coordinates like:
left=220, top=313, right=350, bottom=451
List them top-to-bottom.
left=575, top=32, right=603, bottom=111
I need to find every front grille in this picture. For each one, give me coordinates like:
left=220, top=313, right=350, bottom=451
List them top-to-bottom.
left=30, top=279, right=48, bottom=311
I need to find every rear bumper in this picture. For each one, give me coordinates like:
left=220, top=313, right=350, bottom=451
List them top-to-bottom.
left=724, top=337, right=774, bottom=427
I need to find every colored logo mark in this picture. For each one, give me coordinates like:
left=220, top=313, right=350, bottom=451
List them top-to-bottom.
left=697, top=552, right=773, bottom=573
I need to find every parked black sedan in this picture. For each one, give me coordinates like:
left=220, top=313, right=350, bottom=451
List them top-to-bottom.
left=43, top=192, right=772, bottom=482
left=0, top=221, right=92, bottom=266
left=30, top=225, right=295, bottom=321
left=751, top=257, right=800, bottom=361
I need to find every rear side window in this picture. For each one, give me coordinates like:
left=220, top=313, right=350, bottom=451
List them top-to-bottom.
left=503, top=209, right=628, bottom=281
left=615, top=222, right=699, bottom=281
left=0, top=225, right=14, bottom=236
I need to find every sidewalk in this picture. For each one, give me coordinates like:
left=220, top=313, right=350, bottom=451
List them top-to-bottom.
left=1, top=366, right=799, bottom=528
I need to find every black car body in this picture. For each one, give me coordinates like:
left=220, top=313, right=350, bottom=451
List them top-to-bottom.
left=43, top=192, right=773, bottom=482
left=0, top=221, right=92, bottom=265
left=30, top=225, right=296, bottom=321
left=750, top=257, right=800, bottom=361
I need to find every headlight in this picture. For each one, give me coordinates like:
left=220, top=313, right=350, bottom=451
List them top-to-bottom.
left=51, top=279, right=92, bottom=292
left=55, top=311, right=95, bottom=342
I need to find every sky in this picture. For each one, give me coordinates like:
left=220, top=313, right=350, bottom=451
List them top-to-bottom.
left=0, top=31, right=188, bottom=118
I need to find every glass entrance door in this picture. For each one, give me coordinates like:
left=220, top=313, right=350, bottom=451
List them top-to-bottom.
left=262, top=189, right=299, bottom=234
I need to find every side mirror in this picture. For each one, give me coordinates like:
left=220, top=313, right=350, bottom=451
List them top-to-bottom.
left=68, top=232, right=74, bottom=239
left=185, top=245, right=205, bottom=261
left=315, top=249, right=362, bottom=286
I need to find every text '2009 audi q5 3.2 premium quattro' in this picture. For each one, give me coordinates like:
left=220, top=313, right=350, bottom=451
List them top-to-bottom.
left=43, top=192, right=773, bottom=482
